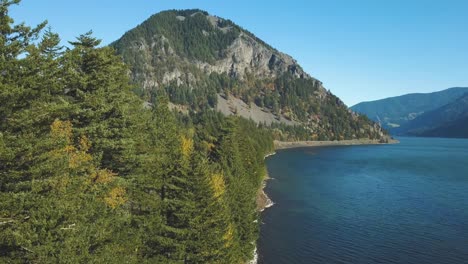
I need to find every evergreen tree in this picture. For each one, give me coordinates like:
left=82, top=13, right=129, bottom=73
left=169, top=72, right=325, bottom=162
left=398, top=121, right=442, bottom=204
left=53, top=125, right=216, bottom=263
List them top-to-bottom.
left=1, top=2, right=276, bottom=263
left=187, top=156, right=237, bottom=263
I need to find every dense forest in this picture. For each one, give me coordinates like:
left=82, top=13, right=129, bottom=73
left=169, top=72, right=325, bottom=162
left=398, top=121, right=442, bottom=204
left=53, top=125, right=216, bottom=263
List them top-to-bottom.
left=0, top=1, right=273, bottom=263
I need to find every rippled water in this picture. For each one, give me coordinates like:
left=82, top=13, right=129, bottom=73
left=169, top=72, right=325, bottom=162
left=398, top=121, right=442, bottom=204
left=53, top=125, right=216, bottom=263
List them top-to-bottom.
left=259, top=137, right=468, bottom=264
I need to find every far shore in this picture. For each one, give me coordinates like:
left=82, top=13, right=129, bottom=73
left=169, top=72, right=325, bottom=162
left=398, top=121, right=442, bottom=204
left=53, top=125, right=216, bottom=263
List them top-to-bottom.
left=274, top=138, right=399, bottom=150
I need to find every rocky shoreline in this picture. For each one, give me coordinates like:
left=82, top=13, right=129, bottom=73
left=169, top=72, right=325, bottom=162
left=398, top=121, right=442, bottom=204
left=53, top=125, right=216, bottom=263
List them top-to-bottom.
left=274, top=138, right=399, bottom=150
left=249, top=152, right=276, bottom=264
left=257, top=152, right=276, bottom=211
left=256, top=174, right=275, bottom=212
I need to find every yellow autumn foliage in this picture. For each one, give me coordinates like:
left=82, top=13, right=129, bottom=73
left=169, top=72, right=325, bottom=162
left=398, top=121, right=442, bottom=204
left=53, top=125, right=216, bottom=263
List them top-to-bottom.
left=50, top=119, right=72, bottom=144
left=50, top=120, right=93, bottom=169
left=50, top=120, right=124, bottom=209
left=79, top=135, right=91, bottom=152
left=180, top=135, right=194, bottom=158
left=68, top=151, right=93, bottom=169
left=90, top=169, right=116, bottom=184
left=210, top=173, right=226, bottom=199
left=105, top=187, right=127, bottom=209
left=223, top=223, right=234, bottom=248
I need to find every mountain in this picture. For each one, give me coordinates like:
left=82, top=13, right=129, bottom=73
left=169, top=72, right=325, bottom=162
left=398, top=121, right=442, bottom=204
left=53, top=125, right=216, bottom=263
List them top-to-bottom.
left=111, top=9, right=386, bottom=141
left=351, top=87, right=468, bottom=132
left=397, top=93, right=468, bottom=138
left=418, top=116, right=468, bottom=138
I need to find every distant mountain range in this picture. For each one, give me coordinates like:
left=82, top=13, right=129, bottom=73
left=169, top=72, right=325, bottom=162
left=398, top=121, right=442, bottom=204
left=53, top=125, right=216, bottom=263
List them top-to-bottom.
left=351, top=87, right=468, bottom=138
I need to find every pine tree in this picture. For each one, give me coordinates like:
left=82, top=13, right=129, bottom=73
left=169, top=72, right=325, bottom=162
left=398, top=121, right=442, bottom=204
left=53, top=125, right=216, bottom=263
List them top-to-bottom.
left=1, top=2, right=276, bottom=262
left=68, top=30, right=102, bottom=48
left=61, top=31, right=150, bottom=175
left=22, top=120, right=135, bottom=262
left=187, top=156, right=238, bottom=263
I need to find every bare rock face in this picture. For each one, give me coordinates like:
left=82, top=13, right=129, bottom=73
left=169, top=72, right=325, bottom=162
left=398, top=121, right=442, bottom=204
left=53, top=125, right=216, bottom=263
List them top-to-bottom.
left=196, top=32, right=313, bottom=81
left=216, top=94, right=299, bottom=126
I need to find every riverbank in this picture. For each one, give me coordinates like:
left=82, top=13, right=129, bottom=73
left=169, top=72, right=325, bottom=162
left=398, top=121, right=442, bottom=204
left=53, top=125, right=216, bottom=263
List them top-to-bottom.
left=274, top=138, right=399, bottom=150
left=249, top=152, right=276, bottom=264
left=257, top=152, right=276, bottom=211
left=256, top=173, right=274, bottom=212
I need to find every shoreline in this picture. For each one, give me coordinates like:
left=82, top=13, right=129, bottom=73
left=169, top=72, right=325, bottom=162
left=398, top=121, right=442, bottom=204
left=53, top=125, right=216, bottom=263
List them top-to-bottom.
left=251, top=138, right=398, bottom=263
left=274, top=138, right=399, bottom=150
left=250, top=152, right=276, bottom=264
left=257, top=152, right=276, bottom=212
left=256, top=173, right=275, bottom=212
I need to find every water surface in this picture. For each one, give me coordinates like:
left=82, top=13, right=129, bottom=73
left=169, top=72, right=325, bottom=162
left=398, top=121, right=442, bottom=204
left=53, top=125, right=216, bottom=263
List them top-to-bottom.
left=259, top=137, right=468, bottom=264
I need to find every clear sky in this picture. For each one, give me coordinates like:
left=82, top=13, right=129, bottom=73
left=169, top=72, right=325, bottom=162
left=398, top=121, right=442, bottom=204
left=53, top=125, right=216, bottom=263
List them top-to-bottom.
left=10, top=0, right=468, bottom=106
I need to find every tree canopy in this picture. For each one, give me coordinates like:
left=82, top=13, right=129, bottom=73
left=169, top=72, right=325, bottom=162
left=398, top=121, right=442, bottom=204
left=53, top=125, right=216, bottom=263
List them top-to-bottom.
left=0, top=2, right=274, bottom=263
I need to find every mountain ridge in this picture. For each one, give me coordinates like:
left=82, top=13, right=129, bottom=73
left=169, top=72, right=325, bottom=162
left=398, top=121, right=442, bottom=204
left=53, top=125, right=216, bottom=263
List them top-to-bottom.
left=351, top=87, right=468, bottom=131
left=397, top=92, right=468, bottom=138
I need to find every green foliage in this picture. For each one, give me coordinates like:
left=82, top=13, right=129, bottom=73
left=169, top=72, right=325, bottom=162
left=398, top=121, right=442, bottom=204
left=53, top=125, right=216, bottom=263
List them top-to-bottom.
left=1, top=3, right=273, bottom=263
left=112, top=9, right=240, bottom=63
left=69, top=30, right=102, bottom=48
left=189, top=111, right=274, bottom=262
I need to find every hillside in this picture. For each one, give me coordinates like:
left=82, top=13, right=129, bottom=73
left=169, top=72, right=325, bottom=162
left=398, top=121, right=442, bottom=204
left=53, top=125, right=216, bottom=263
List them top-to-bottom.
left=111, top=9, right=386, bottom=141
left=351, top=87, right=468, bottom=132
left=396, top=93, right=468, bottom=138
left=418, top=116, right=468, bottom=138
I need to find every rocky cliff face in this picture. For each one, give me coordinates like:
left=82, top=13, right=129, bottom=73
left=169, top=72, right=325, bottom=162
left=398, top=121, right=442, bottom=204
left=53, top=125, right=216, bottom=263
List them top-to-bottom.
left=115, top=12, right=318, bottom=90
left=194, top=27, right=313, bottom=81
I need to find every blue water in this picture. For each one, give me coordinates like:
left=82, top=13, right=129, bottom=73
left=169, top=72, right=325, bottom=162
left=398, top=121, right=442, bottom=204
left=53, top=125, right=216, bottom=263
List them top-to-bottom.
left=259, top=137, right=468, bottom=264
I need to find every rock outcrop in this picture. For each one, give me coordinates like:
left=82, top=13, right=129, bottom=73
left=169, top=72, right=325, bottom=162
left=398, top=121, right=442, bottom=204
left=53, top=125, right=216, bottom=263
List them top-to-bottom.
left=117, top=15, right=319, bottom=90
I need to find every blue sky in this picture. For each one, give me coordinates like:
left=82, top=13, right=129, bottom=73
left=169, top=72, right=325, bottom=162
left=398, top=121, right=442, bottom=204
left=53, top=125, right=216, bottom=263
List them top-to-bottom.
left=10, top=0, right=468, bottom=106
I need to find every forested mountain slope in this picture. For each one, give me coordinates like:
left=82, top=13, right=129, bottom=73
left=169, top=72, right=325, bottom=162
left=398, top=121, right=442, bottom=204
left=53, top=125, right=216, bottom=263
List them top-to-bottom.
left=111, top=9, right=386, bottom=141
left=351, top=87, right=468, bottom=132
left=396, top=93, right=468, bottom=138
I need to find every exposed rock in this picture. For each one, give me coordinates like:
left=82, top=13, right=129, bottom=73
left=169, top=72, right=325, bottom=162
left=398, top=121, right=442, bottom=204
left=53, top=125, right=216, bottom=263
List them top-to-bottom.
left=190, top=11, right=203, bottom=17
left=207, top=15, right=220, bottom=28
left=124, top=21, right=318, bottom=89
left=194, top=32, right=314, bottom=82
left=162, top=69, right=183, bottom=85
left=216, top=94, right=299, bottom=126
left=168, top=102, right=189, bottom=114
